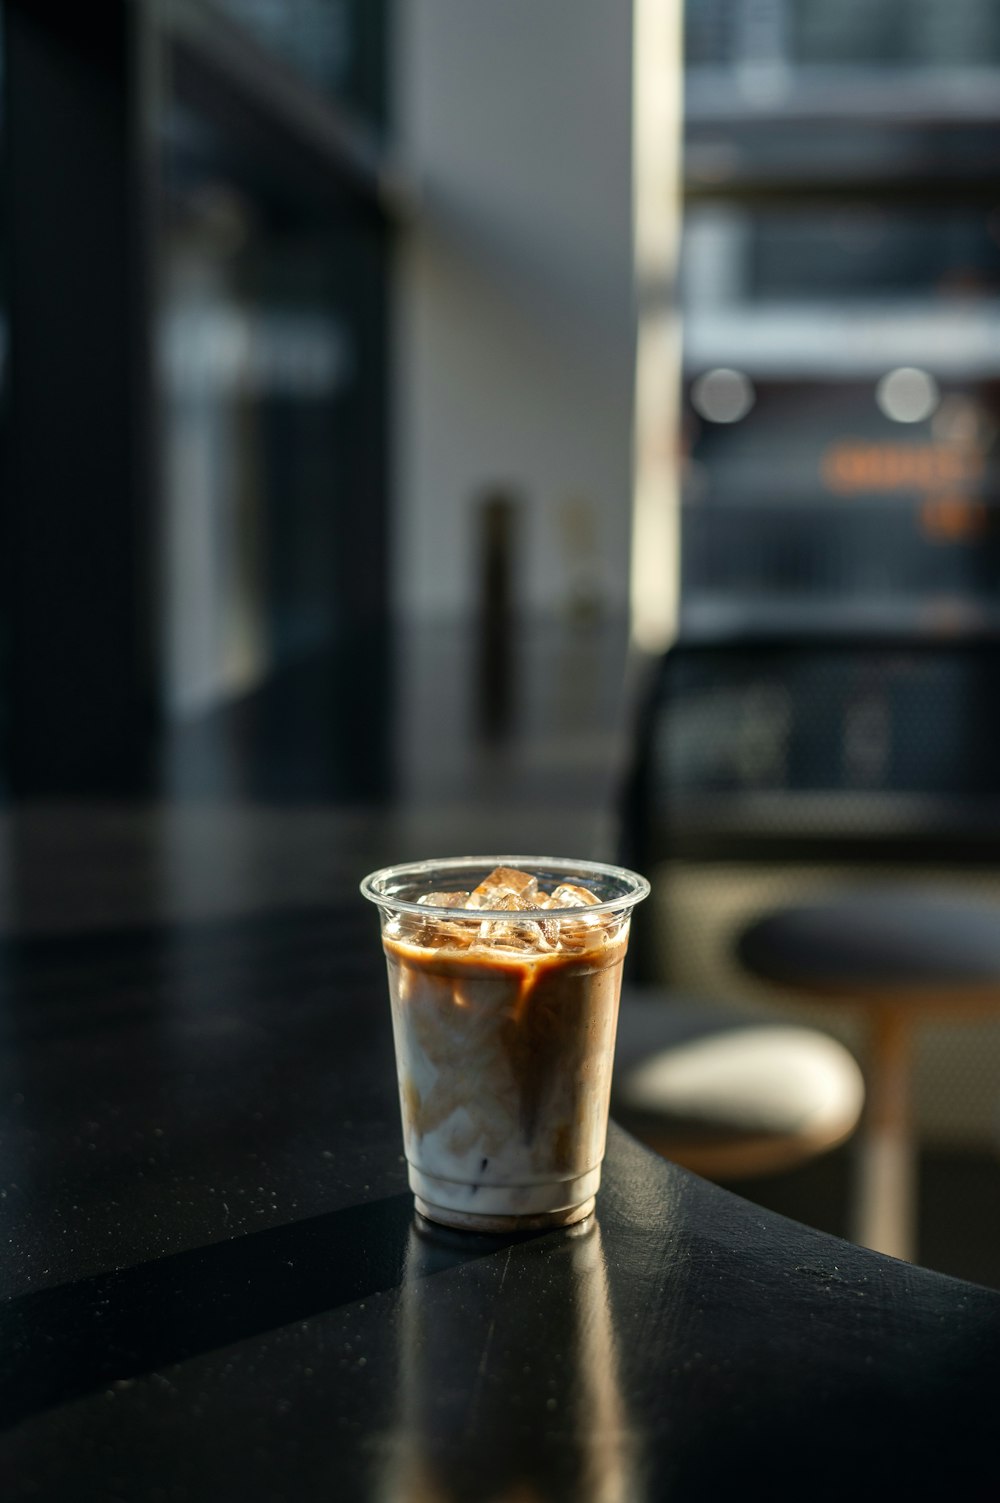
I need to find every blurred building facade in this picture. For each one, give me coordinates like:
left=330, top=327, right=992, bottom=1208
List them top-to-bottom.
left=681, top=0, right=1000, bottom=639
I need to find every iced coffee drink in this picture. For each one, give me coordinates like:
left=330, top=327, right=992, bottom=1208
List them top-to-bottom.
left=361, top=857, right=649, bottom=1231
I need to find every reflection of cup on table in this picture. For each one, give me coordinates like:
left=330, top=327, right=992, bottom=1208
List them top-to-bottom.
left=361, top=857, right=649, bottom=1231
left=381, top=1216, right=638, bottom=1503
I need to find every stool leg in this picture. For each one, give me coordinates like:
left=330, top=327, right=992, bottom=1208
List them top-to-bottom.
left=854, top=1008, right=916, bottom=1262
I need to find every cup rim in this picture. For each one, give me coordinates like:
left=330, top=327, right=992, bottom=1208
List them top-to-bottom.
left=359, top=855, right=650, bottom=921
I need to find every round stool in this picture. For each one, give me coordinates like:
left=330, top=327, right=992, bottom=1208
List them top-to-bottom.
left=738, top=887, right=1000, bottom=1262
left=613, top=994, right=865, bottom=1182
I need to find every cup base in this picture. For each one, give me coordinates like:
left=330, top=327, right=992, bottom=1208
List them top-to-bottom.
left=408, top=1162, right=601, bottom=1229
left=414, top=1195, right=596, bottom=1233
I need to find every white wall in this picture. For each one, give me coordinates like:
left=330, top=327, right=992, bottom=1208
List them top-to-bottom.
left=393, top=0, right=636, bottom=623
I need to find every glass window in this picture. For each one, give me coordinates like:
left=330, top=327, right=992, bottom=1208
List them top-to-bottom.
left=157, top=27, right=391, bottom=795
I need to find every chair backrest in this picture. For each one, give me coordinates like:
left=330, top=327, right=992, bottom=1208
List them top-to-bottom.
left=620, top=633, right=1000, bottom=986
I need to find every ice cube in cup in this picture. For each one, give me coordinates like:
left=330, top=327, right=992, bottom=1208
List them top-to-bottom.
left=360, top=857, right=650, bottom=1232
left=466, top=866, right=540, bottom=909
left=547, top=882, right=601, bottom=908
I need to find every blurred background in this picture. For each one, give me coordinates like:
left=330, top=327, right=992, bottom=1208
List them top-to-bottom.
left=5, top=0, right=1000, bottom=1280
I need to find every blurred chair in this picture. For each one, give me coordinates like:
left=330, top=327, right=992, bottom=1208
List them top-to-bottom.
left=619, top=635, right=1000, bottom=1261
left=613, top=643, right=866, bottom=1187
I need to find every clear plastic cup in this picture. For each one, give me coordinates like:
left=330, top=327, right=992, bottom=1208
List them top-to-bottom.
left=360, top=856, right=649, bottom=1232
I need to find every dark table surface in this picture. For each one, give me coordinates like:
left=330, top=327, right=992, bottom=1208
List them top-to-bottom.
left=1, top=805, right=999, bottom=1501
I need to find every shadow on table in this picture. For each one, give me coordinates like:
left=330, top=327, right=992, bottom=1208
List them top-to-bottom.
left=0, top=1196, right=567, bottom=1431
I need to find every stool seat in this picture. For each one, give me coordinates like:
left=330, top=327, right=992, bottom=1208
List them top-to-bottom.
left=735, top=886, right=1000, bottom=1261
left=738, top=889, right=1000, bottom=995
left=613, top=995, right=865, bottom=1181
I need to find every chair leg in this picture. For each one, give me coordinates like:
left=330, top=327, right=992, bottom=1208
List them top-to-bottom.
left=853, top=1007, right=916, bottom=1262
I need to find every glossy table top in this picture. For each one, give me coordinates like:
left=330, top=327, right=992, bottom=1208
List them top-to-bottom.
left=1, top=805, right=999, bottom=1500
